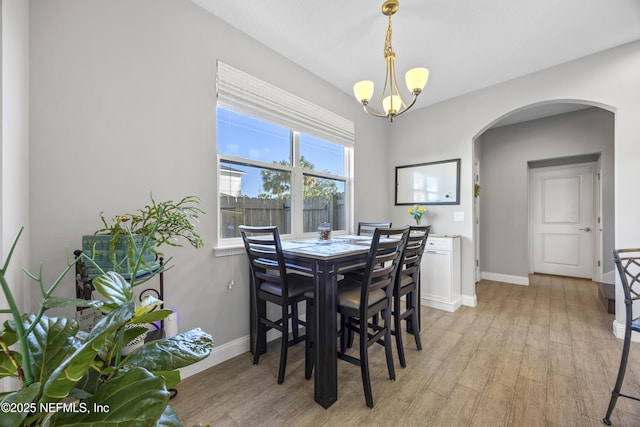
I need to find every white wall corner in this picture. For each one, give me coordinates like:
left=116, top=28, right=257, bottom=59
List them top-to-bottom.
left=601, top=269, right=615, bottom=284
left=481, top=272, right=530, bottom=286
left=462, top=294, right=477, bottom=307
left=612, top=319, right=640, bottom=342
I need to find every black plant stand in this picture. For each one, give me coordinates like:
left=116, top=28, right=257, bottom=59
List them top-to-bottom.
left=74, top=250, right=166, bottom=342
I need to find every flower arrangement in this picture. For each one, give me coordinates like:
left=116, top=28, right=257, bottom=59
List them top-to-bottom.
left=408, top=204, right=427, bottom=225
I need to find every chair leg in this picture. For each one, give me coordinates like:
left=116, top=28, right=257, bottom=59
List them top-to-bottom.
left=409, top=290, right=422, bottom=352
left=393, top=294, right=407, bottom=368
left=253, top=299, right=267, bottom=365
left=394, top=300, right=407, bottom=368
left=291, top=301, right=299, bottom=340
left=277, top=303, right=289, bottom=384
left=383, top=308, right=396, bottom=381
left=340, top=313, right=347, bottom=354
left=347, top=316, right=355, bottom=349
left=360, top=317, right=374, bottom=409
left=603, top=328, right=633, bottom=425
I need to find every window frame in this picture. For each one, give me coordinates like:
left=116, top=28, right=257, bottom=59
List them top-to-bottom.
left=216, top=111, right=353, bottom=248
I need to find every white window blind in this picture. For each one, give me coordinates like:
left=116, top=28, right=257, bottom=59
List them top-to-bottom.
left=216, top=61, right=355, bottom=146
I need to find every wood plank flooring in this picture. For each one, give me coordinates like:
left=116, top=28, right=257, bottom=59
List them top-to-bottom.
left=171, top=275, right=640, bottom=426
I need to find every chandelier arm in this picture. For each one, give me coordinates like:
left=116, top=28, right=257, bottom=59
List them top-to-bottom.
left=372, top=57, right=393, bottom=114
left=389, top=58, right=409, bottom=109
left=392, top=93, right=419, bottom=118
left=361, top=103, right=391, bottom=118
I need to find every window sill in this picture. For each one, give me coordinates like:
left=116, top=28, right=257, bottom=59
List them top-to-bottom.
left=213, top=245, right=246, bottom=258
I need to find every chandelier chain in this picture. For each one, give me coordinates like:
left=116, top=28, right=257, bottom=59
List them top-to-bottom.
left=384, top=16, right=394, bottom=59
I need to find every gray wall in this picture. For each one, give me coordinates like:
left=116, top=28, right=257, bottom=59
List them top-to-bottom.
left=1, top=0, right=31, bottom=393
left=20, top=0, right=640, bottom=377
left=28, top=0, right=389, bottom=373
left=387, top=40, right=640, bottom=321
left=478, top=108, right=614, bottom=279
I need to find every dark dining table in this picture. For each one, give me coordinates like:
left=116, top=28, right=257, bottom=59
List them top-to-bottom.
left=249, top=235, right=375, bottom=408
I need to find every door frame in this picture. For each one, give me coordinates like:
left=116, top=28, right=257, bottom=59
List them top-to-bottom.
left=527, top=159, right=602, bottom=279
left=474, top=160, right=481, bottom=282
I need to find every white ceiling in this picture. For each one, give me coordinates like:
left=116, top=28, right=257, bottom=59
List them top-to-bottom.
left=192, top=0, right=640, bottom=117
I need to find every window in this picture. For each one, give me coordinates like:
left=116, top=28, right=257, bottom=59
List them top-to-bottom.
left=216, top=62, right=354, bottom=245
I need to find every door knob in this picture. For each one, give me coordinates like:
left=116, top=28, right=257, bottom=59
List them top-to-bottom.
left=579, top=227, right=591, bottom=232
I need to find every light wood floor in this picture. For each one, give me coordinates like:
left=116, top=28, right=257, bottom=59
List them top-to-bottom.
left=172, top=275, right=640, bottom=426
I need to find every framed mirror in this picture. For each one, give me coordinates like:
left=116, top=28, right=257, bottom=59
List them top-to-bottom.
left=395, top=158, right=461, bottom=205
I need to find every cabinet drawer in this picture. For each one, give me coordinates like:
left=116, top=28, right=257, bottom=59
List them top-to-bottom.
left=425, top=237, right=453, bottom=251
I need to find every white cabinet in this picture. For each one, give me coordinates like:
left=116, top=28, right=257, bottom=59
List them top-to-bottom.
left=420, top=235, right=461, bottom=312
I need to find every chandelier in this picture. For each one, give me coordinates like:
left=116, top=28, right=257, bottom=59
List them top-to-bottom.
left=353, top=0, right=429, bottom=122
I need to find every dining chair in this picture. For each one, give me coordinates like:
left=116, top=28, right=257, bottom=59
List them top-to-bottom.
left=346, top=221, right=393, bottom=332
left=357, top=221, right=392, bottom=236
left=239, top=225, right=314, bottom=384
left=392, top=225, right=431, bottom=368
left=307, top=226, right=409, bottom=408
left=603, top=249, right=640, bottom=425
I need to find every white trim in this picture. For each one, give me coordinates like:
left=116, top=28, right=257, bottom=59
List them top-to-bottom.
left=212, top=245, right=246, bottom=258
left=602, top=269, right=615, bottom=284
left=482, top=272, right=530, bottom=286
left=462, top=293, right=477, bottom=307
left=421, top=297, right=461, bottom=313
left=179, top=317, right=307, bottom=379
left=612, top=319, right=640, bottom=342
left=178, top=335, right=250, bottom=379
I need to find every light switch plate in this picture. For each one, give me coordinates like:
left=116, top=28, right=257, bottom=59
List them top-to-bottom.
left=454, top=212, right=465, bottom=221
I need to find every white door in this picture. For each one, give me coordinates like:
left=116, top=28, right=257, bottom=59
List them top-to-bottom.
left=531, top=164, right=595, bottom=279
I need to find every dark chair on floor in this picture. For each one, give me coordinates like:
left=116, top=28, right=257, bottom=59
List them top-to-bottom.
left=357, top=221, right=392, bottom=236
left=343, top=222, right=393, bottom=345
left=239, top=225, right=314, bottom=384
left=392, top=225, right=431, bottom=368
left=307, top=226, right=409, bottom=408
left=603, top=248, right=640, bottom=425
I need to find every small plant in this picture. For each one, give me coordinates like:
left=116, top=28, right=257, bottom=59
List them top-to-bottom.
left=95, top=194, right=205, bottom=255
left=407, top=204, right=427, bottom=225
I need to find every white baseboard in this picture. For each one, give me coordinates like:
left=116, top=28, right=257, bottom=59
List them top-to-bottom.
left=602, top=270, right=615, bottom=284
left=481, top=272, right=529, bottom=286
left=462, top=294, right=477, bottom=307
left=421, top=297, right=461, bottom=313
left=179, top=315, right=307, bottom=380
left=612, top=319, right=640, bottom=342
left=179, top=334, right=250, bottom=379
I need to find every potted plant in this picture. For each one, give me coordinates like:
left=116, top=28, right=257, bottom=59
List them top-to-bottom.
left=82, top=195, right=204, bottom=278
left=0, top=221, right=213, bottom=426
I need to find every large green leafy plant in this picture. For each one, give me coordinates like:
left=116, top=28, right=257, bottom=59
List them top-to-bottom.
left=0, top=218, right=213, bottom=426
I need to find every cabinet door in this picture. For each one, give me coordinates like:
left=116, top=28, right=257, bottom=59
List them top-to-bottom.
left=421, top=250, right=452, bottom=302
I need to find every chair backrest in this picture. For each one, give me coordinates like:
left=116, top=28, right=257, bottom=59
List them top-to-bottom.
left=357, top=222, right=392, bottom=236
left=239, top=225, right=289, bottom=297
left=396, top=225, right=432, bottom=288
left=360, top=227, right=409, bottom=308
left=613, top=248, right=640, bottom=332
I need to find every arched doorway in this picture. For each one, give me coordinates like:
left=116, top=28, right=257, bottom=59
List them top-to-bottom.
left=472, top=100, right=615, bottom=288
